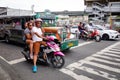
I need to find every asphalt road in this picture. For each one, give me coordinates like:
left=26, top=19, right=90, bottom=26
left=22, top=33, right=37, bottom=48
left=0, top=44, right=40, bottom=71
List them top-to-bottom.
left=0, top=39, right=120, bottom=80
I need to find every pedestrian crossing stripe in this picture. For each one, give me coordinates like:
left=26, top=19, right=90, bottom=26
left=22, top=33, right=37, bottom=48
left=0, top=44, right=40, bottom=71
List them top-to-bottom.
left=59, top=41, right=120, bottom=80
left=112, top=47, right=120, bottom=50
left=110, top=48, right=120, bottom=52
left=105, top=51, right=120, bottom=55
left=98, top=52, right=120, bottom=58
left=93, top=54, right=120, bottom=62
left=86, top=56, right=120, bottom=66
left=80, top=60, right=120, bottom=74
left=73, top=65, right=117, bottom=80
left=60, top=68, right=93, bottom=80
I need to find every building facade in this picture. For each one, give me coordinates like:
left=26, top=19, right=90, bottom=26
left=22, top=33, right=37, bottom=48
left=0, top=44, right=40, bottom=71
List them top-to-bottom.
left=85, top=0, right=120, bottom=26
left=0, top=7, right=35, bottom=18
left=52, top=11, right=88, bottom=26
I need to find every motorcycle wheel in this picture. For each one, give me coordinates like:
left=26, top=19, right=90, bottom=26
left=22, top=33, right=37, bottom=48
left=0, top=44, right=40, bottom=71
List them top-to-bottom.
left=95, top=35, right=101, bottom=42
left=51, top=55, right=65, bottom=68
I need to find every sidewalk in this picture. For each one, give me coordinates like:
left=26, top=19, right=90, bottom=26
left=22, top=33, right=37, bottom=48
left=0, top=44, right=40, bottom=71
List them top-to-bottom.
left=0, top=57, right=23, bottom=80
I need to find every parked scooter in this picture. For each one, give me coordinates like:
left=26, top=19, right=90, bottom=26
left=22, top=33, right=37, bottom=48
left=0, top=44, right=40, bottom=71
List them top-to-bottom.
left=79, top=28, right=101, bottom=42
left=21, top=36, right=65, bottom=68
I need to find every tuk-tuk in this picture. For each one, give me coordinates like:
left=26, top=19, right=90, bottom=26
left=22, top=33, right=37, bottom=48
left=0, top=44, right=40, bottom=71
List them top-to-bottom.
left=43, top=27, right=79, bottom=51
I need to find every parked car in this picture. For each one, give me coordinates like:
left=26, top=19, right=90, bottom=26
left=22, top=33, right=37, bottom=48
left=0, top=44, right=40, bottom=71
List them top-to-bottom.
left=70, top=25, right=79, bottom=33
left=94, top=25, right=120, bottom=40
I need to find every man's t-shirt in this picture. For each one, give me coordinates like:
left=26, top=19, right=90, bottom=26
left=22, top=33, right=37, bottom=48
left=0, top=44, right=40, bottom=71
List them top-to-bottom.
left=31, top=27, right=43, bottom=42
left=23, top=28, right=31, bottom=41
left=24, top=28, right=31, bottom=34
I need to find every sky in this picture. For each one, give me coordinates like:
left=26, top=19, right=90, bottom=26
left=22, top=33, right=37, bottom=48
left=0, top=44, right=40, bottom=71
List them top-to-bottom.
left=0, top=0, right=85, bottom=12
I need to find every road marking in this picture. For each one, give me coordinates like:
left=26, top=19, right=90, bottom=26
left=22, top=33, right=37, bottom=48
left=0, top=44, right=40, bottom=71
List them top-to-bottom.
left=59, top=41, right=120, bottom=80
left=71, top=41, right=93, bottom=49
left=100, top=41, right=120, bottom=52
left=110, top=48, right=120, bottom=52
left=112, top=48, right=120, bottom=50
left=106, top=50, right=120, bottom=53
left=105, top=51, right=120, bottom=55
left=98, top=52, right=120, bottom=58
left=93, top=54, right=120, bottom=62
left=0, top=56, right=9, bottom=63
left=0, top=56, right=26, bottom=65
left=87, top=56, right=120, bottom=66
left=8, top=58, right=26, bottom=65
left=60, top=58, right=119, bottom=80
left=81, top=60, right=120, bottom=74
left=74, top=65, right=118, bottom=80
left=60, top=68, right=93, bottom=80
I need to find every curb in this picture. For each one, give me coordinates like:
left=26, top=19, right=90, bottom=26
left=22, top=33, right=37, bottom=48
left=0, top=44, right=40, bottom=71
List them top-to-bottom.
left=0, top=58, right=24, bottom=80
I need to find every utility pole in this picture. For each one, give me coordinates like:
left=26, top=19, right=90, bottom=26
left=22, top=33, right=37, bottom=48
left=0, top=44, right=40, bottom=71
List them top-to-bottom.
left=107, top=0, right=112, bottom=29
left=109, top=2, right=112, bottom=29
left=31, top=5, right=34, bottom=14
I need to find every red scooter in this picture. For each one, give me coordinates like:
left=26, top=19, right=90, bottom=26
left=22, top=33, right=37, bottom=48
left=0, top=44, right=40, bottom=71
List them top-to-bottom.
left=79, top=28, right=101, bottom=42
left=87, top=28, right=101, bottom=42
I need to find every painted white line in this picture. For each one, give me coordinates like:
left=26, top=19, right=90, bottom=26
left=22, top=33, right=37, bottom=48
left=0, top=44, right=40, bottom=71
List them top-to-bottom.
left=59, top=41, right=120, bottom=80
left=71, top=41, right=93, bottom=49
left=100, top=41, right=120, bottom=52
left=112, top=48, right=120, bottom=50
left=110, top=49, right=120, bottom=52
left=105, top=51, right=120, bottom=55
left=98, top=52, right=120, bottom=58
left=93, top=54, right=120, bottom=62
left=0, top=56, right=9, bottom=63
left=0, top=56, right=26, bottom=65
left=88, top=56, right=120, bottom=66
left=8, top=58, right=26, bottom=65
left=80, top=60, right=120, bottom=74
left=66, top=62, right=84, bottom=70
left=74, top=66, right=118, bottom=80
left=60, top=68, right=93, bottom=80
